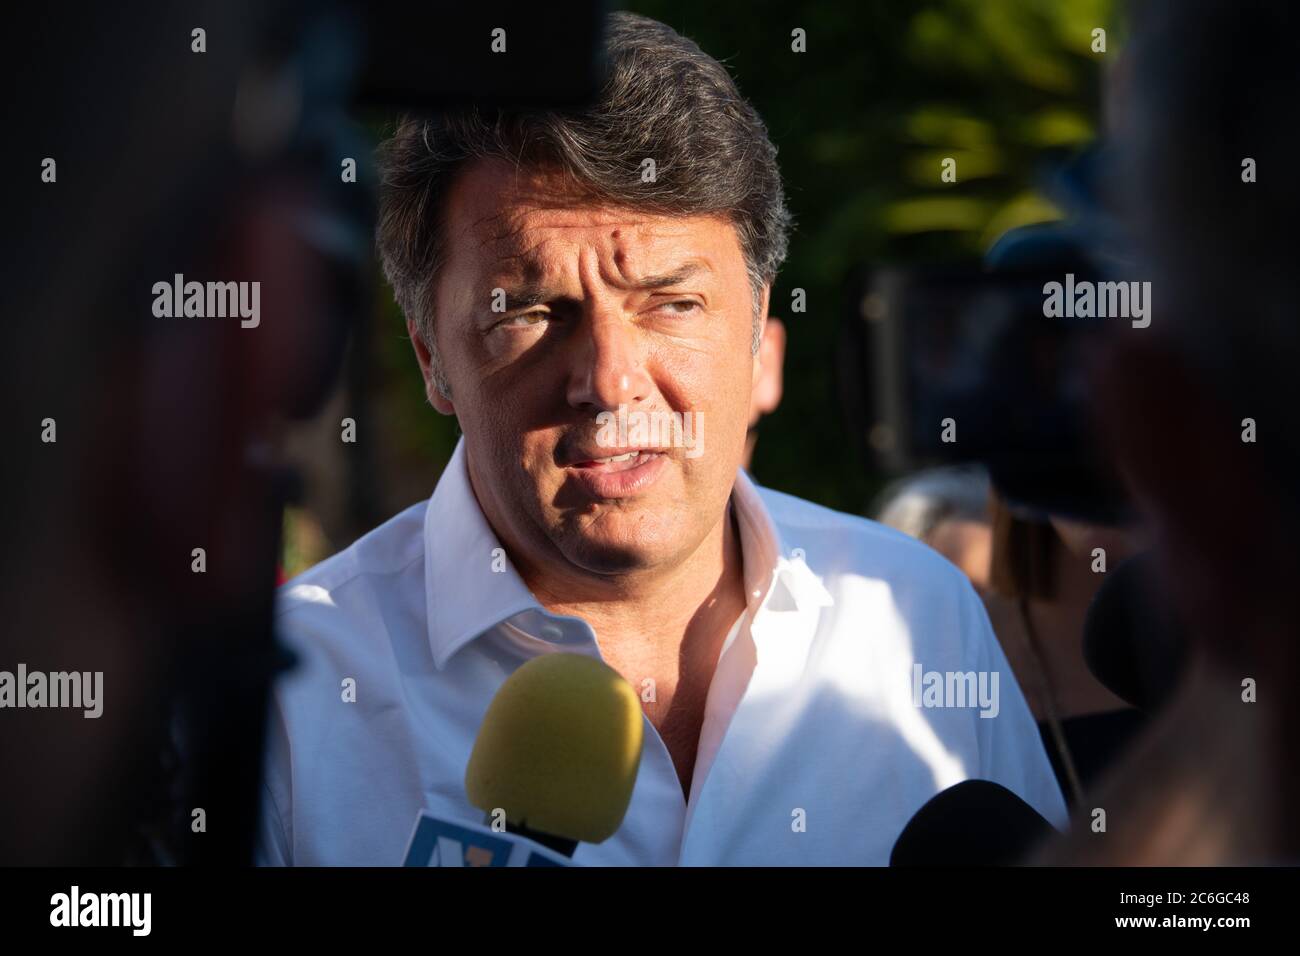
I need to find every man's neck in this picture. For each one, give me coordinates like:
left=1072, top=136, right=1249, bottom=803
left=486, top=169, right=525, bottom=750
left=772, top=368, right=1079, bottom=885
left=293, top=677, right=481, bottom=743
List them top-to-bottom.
left=524, top=501, right=748, bottom=667
left=525, top=502, right=748, bottom=800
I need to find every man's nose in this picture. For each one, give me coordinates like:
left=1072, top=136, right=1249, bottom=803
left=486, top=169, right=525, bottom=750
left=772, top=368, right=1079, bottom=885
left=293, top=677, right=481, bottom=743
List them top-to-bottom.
left=566, top=307, right=653, bottom=412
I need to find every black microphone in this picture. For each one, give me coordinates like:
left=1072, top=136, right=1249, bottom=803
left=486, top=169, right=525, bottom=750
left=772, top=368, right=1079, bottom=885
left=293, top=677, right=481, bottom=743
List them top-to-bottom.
left=1082, top=553, right=1187, bottom=712
left=890, top=780, right=1055, bottom=865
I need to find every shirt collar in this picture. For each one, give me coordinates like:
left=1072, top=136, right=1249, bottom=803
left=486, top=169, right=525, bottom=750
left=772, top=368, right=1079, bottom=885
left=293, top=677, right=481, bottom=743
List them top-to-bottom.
left=424, top=437, right=833, bottom=670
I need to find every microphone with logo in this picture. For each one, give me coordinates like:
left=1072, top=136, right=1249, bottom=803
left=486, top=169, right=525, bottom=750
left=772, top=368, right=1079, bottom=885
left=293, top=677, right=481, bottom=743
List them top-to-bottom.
left=403, top=652, right=644, bottom=866
left=890, top=780, right=1057, bottom=866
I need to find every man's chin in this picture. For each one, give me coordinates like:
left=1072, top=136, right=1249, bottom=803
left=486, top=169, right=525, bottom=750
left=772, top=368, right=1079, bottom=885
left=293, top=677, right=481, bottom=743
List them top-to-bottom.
left=557, top=526, right=677, bottom=576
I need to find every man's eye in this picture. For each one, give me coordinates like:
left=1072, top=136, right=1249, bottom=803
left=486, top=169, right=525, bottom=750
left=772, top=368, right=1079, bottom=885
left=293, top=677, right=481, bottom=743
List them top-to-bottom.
left=654, top=300, right=701, bottom=315
left=498, top=311, right=548, bottom=329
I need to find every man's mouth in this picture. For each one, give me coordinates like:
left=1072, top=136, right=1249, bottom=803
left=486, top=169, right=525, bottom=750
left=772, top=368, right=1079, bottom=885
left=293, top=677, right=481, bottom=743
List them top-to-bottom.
left=563, top=449, right=669, bottom=498
left=569, top=449, right=665, bottom=472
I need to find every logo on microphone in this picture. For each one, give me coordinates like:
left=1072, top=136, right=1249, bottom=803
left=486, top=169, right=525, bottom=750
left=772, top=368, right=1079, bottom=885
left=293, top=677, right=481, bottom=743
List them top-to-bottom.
left=402, top=811, right=573, bottom=867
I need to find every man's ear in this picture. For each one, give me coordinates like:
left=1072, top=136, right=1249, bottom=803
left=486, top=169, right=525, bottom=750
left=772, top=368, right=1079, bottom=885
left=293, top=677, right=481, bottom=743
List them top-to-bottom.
left=751, top=284, right=772, bottom=380
left=753, top=315, right=786, bottom=418
left=407, top=318, right=455, bottom=416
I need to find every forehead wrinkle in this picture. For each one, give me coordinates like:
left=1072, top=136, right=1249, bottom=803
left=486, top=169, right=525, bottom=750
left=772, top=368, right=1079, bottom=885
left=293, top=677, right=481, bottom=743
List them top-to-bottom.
left=471, top=203, right=716, bottom=292
left=462, top=210, right=546, bottom=285
left=601, top=224, right=711, bottom=290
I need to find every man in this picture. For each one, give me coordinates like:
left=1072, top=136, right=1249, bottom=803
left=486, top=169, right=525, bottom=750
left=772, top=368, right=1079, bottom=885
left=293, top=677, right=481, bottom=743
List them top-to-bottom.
left=257, top=12, right=1066, bottom=865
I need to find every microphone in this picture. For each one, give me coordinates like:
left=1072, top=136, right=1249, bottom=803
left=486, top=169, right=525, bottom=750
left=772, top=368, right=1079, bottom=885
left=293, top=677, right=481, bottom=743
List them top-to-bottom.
left=1082, top=553, right=1187, bottom=711
left=463, top=652, right=645, bottom=858
left=890, top=780, right=1055, bottom=865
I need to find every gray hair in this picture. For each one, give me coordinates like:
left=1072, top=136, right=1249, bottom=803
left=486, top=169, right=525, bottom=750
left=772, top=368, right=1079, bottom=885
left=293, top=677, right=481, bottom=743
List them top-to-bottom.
left=376, top=11, right=792, bottom=399
left=874, top=466, right=992, bottom=543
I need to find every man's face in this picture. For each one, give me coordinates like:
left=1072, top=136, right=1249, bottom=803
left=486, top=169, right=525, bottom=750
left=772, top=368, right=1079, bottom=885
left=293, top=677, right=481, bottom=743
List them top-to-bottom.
left=416, top=158, right=763, bottom=579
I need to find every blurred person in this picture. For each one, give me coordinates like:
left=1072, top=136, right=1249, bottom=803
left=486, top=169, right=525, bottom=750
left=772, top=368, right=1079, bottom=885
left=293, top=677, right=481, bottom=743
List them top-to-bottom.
left=1035, top=0, right=1300, bottom=864
left=257, top=12, right=1066, bottom=866
left=874, top=465, right=993, bottom=590
left=876, top=471, right=1145, bottom=808
left=983, top=497, right=1146, bottom=809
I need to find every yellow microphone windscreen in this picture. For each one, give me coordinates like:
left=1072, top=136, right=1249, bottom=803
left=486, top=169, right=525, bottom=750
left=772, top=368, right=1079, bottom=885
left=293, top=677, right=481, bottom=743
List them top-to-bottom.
left=465, top=652, right=644, bottom=844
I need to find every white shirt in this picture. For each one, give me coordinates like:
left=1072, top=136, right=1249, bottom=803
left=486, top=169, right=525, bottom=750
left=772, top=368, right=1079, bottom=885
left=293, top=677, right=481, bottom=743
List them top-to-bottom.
left=257, top=438, right=1067, bottom=865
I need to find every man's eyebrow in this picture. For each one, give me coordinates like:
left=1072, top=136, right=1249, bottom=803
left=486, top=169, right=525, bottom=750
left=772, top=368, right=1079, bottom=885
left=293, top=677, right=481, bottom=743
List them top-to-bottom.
left=494, top=262, right=709, bottom=312
left=637, top=262, right=707, bottom=289
left=498, top=287, right=549, bottom=312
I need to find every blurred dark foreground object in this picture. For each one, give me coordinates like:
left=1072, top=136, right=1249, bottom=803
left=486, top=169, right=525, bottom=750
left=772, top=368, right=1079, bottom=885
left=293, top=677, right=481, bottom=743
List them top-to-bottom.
left=0, top=0, right=602, bottom=865
left=1033, top=0, right=1300, bottom=865
left=842, top=213, right=1133, bottom=527
left=1082, top=553, right=1187, bottom=713
left=891, top=781, right=1054, bottom=866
